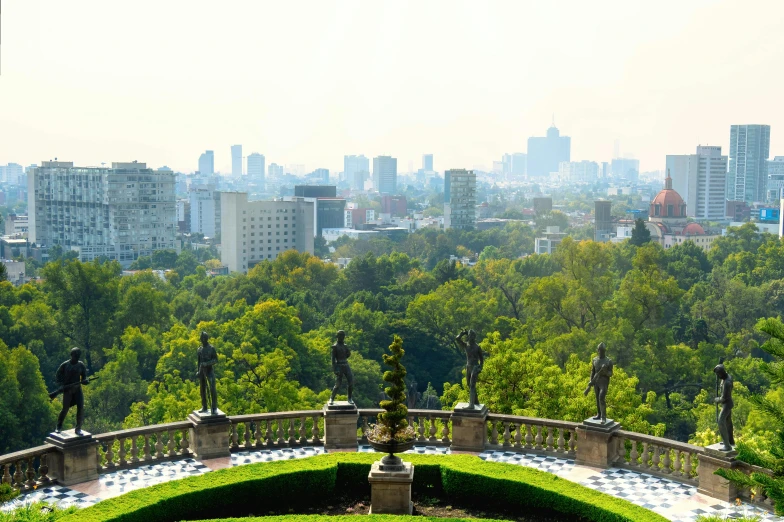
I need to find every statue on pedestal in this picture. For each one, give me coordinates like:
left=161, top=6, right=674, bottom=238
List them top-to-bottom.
left=455, top=329, right=483, bottom=408
left=329, top=330, right=354, bottom=405
left=196, top=331, right=219, bottom=414
left=583, top=342, right=613, bottom=424
left=54, top=347, right=91, bottom=435
left=713, top=364, right=735, bottom=451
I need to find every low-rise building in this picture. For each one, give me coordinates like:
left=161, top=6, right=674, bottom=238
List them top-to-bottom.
left=534, top=226, right=567, bottom=254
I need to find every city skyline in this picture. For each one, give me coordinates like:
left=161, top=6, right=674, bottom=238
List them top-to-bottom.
left=2, top=1, right=783, bottom=173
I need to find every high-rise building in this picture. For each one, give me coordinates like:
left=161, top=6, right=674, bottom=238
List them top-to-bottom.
left=728, top=124, right=771, bottom=203
left=527, top=125, right=571, bottom=177
left=231, top=145, right=242, bottom=176
left=666, top=146, right=727, bottom=220
left=198, top=150, right=214, bottom=175
left=247, top=153, right=265, bottom=184
left=511, top=153, right=526, bottom=176
left=422, top=154, right=434, bottom=172
left=344, top=155, right=370, bottom=191
left=373, top=156, right=397, bottom=194
left=767, top=157, right=784, bottom=202
left=611, top=158, right=640, bottom=183
left=558, top=160, right=599, bottom=182
left=28, top=161, right=177, bottom=266
left=1, top=163, right=24, bottom=185
left=268, top=163, right=284, bottom=178
left=311, top=168, right=330, bottom=184
left=444, top=169, right=476, bottom=230
left=189, top=185, right=221, bottom=237
left=294, top=186, right=337, bottom=198
left=220, top=192, right=314, bottom=273
left=381, top=195, right=407, bottom=217
left=594, top=200, right=613, bottom=242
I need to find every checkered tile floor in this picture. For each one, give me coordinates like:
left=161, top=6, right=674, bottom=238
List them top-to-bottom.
left=2, top=445, right=782, bottom=521
left=479, top=449, right=575, bottom=476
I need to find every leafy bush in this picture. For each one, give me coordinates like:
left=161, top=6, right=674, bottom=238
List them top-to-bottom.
left=60, top=453, right=667, bottom=522
left=0, top=483, right=20, bottom=504
left=0, top=502, right=78, bottom=522
left=198, top=517, right=500, bottom=522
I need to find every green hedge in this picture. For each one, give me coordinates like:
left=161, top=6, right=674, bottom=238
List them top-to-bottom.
left=60, top=453, right=668, bottom=522
left=199, top=517, right=502, bottom=522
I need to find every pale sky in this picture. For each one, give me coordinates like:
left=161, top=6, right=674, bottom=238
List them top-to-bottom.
left=1, top=0, right=783, bottom=175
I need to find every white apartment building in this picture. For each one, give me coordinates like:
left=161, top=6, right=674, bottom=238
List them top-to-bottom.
left=665, top=145, right=727, bottom=220
left=558, top=160, right=599, bottom=182
left=28, top=161, right=177, bottom=266
left=444, top=169, right=476, bottom=230
left=189, top=185, right=220, bottom=237
left=220, top=193, right=314, bottom=273
left=4, top=214, right=28, bottom=236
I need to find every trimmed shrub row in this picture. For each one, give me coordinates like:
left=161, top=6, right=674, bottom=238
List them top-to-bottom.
left=61, top=453, right=668, bottom=522
left=199, top=517, right=503, bottom=522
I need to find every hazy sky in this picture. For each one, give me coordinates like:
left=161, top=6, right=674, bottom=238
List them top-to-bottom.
left=2, top=0, right=783, bottom=175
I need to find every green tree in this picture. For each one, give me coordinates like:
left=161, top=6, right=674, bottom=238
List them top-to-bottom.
left=629, top=218, right=651, bottom=246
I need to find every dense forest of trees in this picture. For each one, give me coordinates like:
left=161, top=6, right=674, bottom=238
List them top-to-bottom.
left=2, top=222, right=784, bottom=458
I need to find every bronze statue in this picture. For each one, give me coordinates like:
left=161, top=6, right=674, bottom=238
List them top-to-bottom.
left=455, top=329, right=484, bottom=408
left=329, top=330, right=354, bottom=405
left=196, top=331, right=219, bottom=414
left=584, top=342, right=613, bottom=424
left=54, top=347, right=90, bottom=434
left=713, top=364, right=735, bottom=451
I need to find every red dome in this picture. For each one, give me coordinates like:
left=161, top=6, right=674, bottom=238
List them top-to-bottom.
left=650, top=175, right=687, bottom=218
left=681, top=222, right=706, bottom=235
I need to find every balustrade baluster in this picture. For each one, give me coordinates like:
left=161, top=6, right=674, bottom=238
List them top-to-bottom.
left=312, top=415, right=321, bottom=443
left=429, top=416, right=437, bottom=442
left=299, top=417, right=308, bottom=444
left=361, top=417, right=369, bottom=442
left=417, top=417, right=425, bottom=442
left=288, top=418, right=297, bottom=444
left=277, top=419, right=286, bottom=444
left=265, top=420, right=274, bottom=446
left=441, top=420, right=450, bottom=443
left=254, top=421, right=262, bottom=448
left=490, top=421, right=499, bottom=445
left=502, top=422, right=511, bottom=447
left=244, top=423, right=253, bottom=449
left=231, top=424, right=239, bottom=449
left=514, top=424, right=522, bottom=449
left=525, top=425, right=533, bottom=448
left=534, top=425, right=543, bottom=450
left=545, top=427, right=554, bottom=451
left=181, top=429, right=190, bottom=455
left=556, top=429, right=565, bottom=453
left=167, top=430, right=177, bottom=457
left=567, top=430, right=576, bottom=453
left=155, top=433, right=164, bottom=459
left=143, top=435, right=151, bottom=460
left=131, top=436, right=139, bottom=463
left=119, top=437, right=127, bottom=466
left=106, top=439, right=115, bottom=468
left=629, top=440, right=638, bottom=466
left=641, top=442, right=650, bottom=470
left=652, top=445, right=661, bottom=472
left=662, top=448, right=671, bottom=474
left=672, top=449, right=681, bottom=477
left=683, top=452, right=693, bottom=478
left=38, top=454, right=50, bottom=483
left=25, top=457, right=36, bottom=488
left=13, top=460, right=23, bottom=488
left=2, top=463, right=11, bottom=484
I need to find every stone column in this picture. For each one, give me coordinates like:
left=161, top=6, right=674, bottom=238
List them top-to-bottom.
left=324, top=402, right=359, bottom=451
left=450, top=403, right=488, bottom=452
left=189, top=409, right=231, bottom=459
left=575, top=418, right=621, bottom=468
left=45, top=430, right=99, bottom=486
left=697, top=444, right=739, bottom=502
left=368, top=458, right=414, bottom=514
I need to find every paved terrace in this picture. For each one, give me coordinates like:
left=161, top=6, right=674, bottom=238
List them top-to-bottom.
left=1, top=409, right=780, bottom=522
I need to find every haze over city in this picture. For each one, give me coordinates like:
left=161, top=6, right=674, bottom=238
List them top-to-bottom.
left=2, top=0, right=784, bottom=173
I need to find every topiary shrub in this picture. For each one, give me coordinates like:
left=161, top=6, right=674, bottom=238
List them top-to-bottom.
left=368, top=335, right=415, bottom=444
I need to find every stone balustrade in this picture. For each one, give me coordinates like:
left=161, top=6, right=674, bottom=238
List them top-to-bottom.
left=0, top=408, right=771, bottom=507
left=228, top=411, right=323, bottom=449
left=486, top=414, right=578, bottom=458
left=95, top=421, right=192, bottom=471
left=0, top=445, right=53, bottom=491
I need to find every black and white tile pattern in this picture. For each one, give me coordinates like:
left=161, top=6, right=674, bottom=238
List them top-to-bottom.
left=358, top=444, right=450, bottom=455
left=231, top=446, right=325, bottom=465
left=479, top=450, right=575, bottom=476
left=98, top=458, right=209, bottom=496
left=579, top=468, right=694, bottom=515
left=0, top=485, right=97, bottom=512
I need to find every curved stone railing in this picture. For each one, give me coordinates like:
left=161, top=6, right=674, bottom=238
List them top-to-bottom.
left=0, top=408, right=765, bottom=506
left=486, top=414, right=578, bottom=458
left=0, top=445, right=53, bottom=492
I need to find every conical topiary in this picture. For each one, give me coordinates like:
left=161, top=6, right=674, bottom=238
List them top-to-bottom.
left=379, top=335, right=409, bottom=440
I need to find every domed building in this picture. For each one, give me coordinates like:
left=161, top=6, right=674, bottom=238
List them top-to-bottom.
left=645, top=173, right=720, bottom=251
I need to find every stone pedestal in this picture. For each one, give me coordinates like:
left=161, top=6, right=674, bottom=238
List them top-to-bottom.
left=324, top=402, right=359, bottom=451
left=450, top=403, right=488, bottom=452
left=188, top=409, right=231, bottom=459
left=575, top=418, right=621, bottom=468
left=45, top=430, right=99, bottom=486
left=697, top=444, right=739, bottom=502
left=368, top=460, right=414, bottom=514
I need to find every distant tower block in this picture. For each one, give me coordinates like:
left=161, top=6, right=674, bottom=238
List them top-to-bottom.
left=595, top=200, right=613, bottom=242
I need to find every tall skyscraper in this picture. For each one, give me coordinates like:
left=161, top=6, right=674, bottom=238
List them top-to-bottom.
left=527, top=125, right=571, bottom=177
left=728, top=125, right=771, bottom=203
left=231, top=145, right=242, bottom=176
left=666, top=146, right=727, bottom=220
left=198, top=150, right=214, bottom=175
left=247, top=153, right=265, bottom=184
left=511, top=153, right=526, bottom=176
left=422, top=154, right=434, bottom=172
left=344, top=155, right=370, bottom=190
left=373, top=156, right=397, bottom=194
left=28, top=161, right=177, bottom=266
left=268, top=163, right=284, bottom=178
left=444, top=169, right=476, bottom=230
left=189, top=185, right=221, bottom=237
left=594, top=200, right=613, bottom=242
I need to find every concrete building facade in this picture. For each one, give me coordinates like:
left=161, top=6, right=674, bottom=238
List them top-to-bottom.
left=728, top=124, right=770, bottom=203
left=527, top=126, right=570, bottom=177
left=231, top=145, right=242, bottom=176
left=665, top=145, right=728, bottom=220
left=198, top=151, right=214, bottom=175
left=344, top=155, right=370, bottom=190
left=373, top=156, right=397, bottom=194
left=767, top=157, right=784, bottom=202
left=558, top=160, right=599, bottom=182
left=28, top=161, right=177, bottom=266
left=444, top=169, right=476, bottom=230
left=189, top=185, right=220, bottom=237
left=220, top=193, right=314, bottom=273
